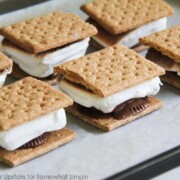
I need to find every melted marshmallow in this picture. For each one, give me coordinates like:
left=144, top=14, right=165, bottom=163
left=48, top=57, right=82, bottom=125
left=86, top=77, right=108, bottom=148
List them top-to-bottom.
left=2, top=38, right=89, bottom=78
left=58, top=77, right=162, bottom=113
left=0, top=108, right=66, bottom=151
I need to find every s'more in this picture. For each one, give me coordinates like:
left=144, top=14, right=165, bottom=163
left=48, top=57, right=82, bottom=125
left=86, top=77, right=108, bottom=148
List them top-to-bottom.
left=81, top=0, right=173, bottom=51
left=0, top=12, right=97, bottom=85
left=140, top=25, right=180, bottom=89
left=55, top=45, right=165, bottom=131
left=0, top=52, right=12, bottom=87
left=0, top=77, right=76, bottom=167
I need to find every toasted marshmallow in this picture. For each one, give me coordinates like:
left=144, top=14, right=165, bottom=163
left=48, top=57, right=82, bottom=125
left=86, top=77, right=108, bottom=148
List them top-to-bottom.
left=93, top=17, right=167, bottom=48
left=2, top=38, right=90, bottom=78
left=0, top=69, right=11, bottom=87
left=58, top=77, right=162, bottom=113
left=0, top=108, right=66, bottom=151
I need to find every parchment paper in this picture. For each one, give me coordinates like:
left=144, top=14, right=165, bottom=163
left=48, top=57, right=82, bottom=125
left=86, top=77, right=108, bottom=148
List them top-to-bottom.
left=0, top=0, right=179, bottom=179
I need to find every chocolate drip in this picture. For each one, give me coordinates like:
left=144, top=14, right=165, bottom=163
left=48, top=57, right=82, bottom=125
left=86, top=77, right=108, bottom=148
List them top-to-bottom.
left=112, top=97, right=150, bottom=119
left=19, top=133, right=49, bottom=149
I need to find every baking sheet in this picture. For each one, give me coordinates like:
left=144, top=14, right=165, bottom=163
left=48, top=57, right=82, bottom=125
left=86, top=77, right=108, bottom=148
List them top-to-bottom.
left=0, top=0, right=179, bottom=179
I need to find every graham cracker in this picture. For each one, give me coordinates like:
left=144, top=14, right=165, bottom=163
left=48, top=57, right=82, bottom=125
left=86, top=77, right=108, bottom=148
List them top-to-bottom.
left=81, top=0, right=173, bottom=35
left=0, top=12, right=97, bottom=53
left=140, top=25, right=180, bottom=63
left=55, top=44, right=165, bottom=98
left=0, top=52, right=13, bottom=72
left=12, top=63, right=57, bottom=86
left=161, top=72, right=180, bottom=89
left=0, top=77, right=73, bottom=131
left=66, top=97, right=163, bottom=131
left=0, top=128, right=76, bottom=167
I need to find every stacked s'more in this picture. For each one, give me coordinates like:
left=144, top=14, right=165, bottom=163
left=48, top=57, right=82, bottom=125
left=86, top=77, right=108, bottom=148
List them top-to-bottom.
left=81, top=0, right=173, bottom=51
left=0, top=12, right=97, bottom=84
left=140, top=26, right=180, bottom=89
left=55, top=45, right=165, bottom=131
left=0, top=52, right=12, bottom=87
left=0, top=77, right=76, bottom=167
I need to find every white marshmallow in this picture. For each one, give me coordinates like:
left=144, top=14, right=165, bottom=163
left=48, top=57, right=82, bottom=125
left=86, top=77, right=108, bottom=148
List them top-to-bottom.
left=93, top=17, right=167, bottom=48
left=2, top=38, right=90, bottom=78
left=0, top=69, right=11, bottom=87
left=58, top=77, right=162, bottom=113
left=0, top=108, right=66, bottom=151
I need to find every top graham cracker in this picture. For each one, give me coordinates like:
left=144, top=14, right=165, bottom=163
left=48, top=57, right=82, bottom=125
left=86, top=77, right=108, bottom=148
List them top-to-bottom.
left=81, top=0, right=173, bottom=35
left=0, top=12, right=97, bottom=53
left=140, top=25, right=180, bottom=63
left=55, top=44, right=165, bottom=98
left=0, top=52, right=13, bottom=71
left=0, top=77, right=73, bottom=131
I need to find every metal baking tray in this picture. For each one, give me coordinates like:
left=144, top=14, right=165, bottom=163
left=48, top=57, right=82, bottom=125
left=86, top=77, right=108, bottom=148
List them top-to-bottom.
left=0, top=0, right=179, bottom=179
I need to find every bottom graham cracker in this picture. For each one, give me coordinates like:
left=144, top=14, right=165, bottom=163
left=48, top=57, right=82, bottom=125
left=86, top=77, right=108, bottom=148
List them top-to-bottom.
left=12, top=63, right=57, bottom=86
left=161, top=72, right=180, bottom=89
left=66, top=97, right=163, bottom=132
left=0, top=128, right=76, bottom=167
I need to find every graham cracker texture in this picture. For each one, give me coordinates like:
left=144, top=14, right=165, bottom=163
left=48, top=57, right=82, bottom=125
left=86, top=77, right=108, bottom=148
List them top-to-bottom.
left=81, top=0, right=173, bottom=35
left=0, top=12, right=97, bottom=53
left=140, top=25, right=180, bottom=63
left=55, top=44, right=165, bottom=98
left=0, top=52, right=13, bottom=71
left=12, top=63, right=57, bottom=86
left=161, top=72, right=180, bottom=89
left=0, top=77, right=73, bottom=131
left=66, top=97, right=163, bottom=131
left=0, top=128, right=76, bottom=167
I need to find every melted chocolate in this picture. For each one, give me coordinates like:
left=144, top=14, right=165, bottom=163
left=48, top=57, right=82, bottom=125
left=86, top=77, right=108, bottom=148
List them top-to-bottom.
left=146, top=48, right=175, bottom=68
left=76, top=97, right=150, bottom=120
left=112, top=97, right=150, bottom=119
left=76, top=103, right=109, bottom=119
left=19, top=133, right=49, bottom=149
